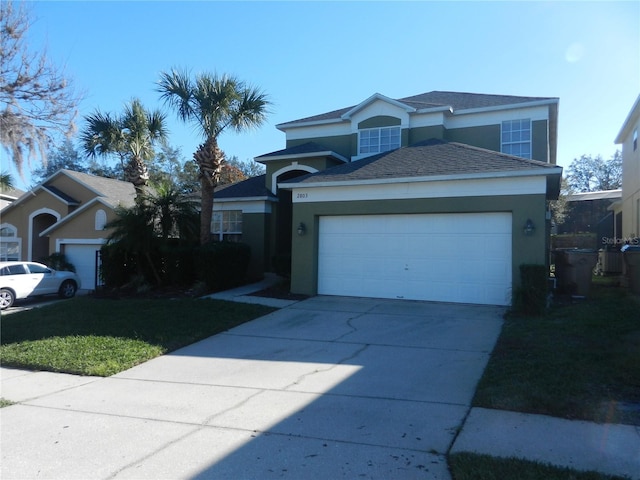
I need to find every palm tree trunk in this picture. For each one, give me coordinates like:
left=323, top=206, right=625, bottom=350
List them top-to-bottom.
left=194, top=138, right=224, bottom=245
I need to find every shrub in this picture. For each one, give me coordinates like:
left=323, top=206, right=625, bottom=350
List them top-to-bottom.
left=196, top=241, right=251, bottom=292
left=40, top=252, right=76, bottom=272
left=514, top=264, right=549, bottom=315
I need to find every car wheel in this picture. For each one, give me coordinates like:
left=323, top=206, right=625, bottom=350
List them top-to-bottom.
left=58, top=280, right=77, bottom=299
left=0, top=288, right=15, bottom=310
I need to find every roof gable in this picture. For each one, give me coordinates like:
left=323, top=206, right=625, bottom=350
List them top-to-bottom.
left=277, top=90, right=558, bottom=130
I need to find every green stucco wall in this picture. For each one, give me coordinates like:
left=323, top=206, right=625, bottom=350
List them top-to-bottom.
left=358, top=116, right=401, bottom=129
left=532, top=120, right=549, bottom=163
left=408, top=125, right=446, bottom=145
left=445, top=125, right=501, bottom=152
left=289, top=193, right=548, bottom=302
left=242, top=212, right=271, bottom=280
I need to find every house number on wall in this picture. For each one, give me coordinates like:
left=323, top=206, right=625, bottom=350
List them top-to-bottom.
left=296, top=193, right=309, bottom=199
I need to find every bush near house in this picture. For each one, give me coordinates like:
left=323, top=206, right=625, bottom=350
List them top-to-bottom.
left=100, top=240, right=251, bottom=293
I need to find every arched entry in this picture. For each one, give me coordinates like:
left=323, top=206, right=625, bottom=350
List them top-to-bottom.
left=29, top=209, right=59, bottom=261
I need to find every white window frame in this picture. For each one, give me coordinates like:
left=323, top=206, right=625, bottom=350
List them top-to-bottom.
left=501, top=118, right=532, bottom=159
left=358, top=126, right=401, bottom=156
left=95, top=209, right=107, bottom=230
left=211, top=210, right=243, bottom=241
left=0, top=223, right=21, bottom=261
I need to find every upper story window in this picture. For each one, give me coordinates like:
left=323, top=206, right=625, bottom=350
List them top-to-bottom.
left=502, top=119, right=531, bottom=159
left=359, top=126, right=401, bottom=155
left=95, top=209, right=107, bottom=230
left=212, top=210, right=242, bottom=242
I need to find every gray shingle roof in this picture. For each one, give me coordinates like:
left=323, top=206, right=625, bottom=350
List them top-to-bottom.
left=279, top=91, right=557, bottom=127
left=283, top=139, right=560, bottom=185
left=256, top=142, right=336, bottom=159
left=61, top=169, right=136, bottom=208
left=215, top=174, right=276, bottom=200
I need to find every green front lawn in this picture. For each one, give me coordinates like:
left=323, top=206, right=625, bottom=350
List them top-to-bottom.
left=474, top=282, right=640, bottom=425
left=0, top=297, right=275, bottom=376
left=448, top=453, right=628, bottom=480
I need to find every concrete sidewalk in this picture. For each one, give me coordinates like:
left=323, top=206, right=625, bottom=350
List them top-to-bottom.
left=452, top=407, right=640, bottom=479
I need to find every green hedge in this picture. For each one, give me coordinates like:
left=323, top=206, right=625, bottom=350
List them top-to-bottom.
left=195, top=241, right=251, bottom=292
left=514, top=264, right=549, bottom=316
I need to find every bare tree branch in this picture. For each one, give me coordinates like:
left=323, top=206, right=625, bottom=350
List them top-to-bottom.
left=0, top=1, right=82, bottom=178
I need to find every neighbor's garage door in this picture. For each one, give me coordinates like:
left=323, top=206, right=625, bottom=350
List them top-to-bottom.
left=318, top=213, right=512, bottom=306
left=64, top=244, right=101, bottom=290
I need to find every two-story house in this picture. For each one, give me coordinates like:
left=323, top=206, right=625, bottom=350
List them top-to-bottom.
left=216, top=91, right=562, bottom=306
left=614, top=94, right=640, bottom=243
left=0, top=169, right=136, bottom=290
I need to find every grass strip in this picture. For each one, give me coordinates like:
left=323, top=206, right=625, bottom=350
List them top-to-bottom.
left=473, top=284, right=640, bottom=425
left=0, top=296, right=275, bottom=376
left=448, top=453, right=629, bottom=480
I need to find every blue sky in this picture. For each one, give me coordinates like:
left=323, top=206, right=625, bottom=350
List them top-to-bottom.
left=4, top=0, right=639, bottom=190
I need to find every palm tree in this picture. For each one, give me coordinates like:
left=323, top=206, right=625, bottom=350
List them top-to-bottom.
left=157, top=69, right=271, bottom=245
left=80, top=98, right=167, bottom=195
left=0, top=171, right=15, bottom=190
left=142, top=179, right=199, bottom=244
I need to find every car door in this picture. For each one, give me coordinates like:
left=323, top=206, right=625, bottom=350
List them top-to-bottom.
left=25, top=263, right=58, bottom=295
left=0, top=264, right=31, bottom=298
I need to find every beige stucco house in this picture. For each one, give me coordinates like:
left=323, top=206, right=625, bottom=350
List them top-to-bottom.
left=614, top=95, right=640, bottom=242
left=0, top=169, right=136, bottom=289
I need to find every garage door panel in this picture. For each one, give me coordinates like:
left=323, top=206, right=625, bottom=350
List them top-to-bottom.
left=318, top=213, right=512, bottom=306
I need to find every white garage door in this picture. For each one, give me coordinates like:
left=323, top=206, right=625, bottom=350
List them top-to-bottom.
left=318, top=213, right=512, bottom=306
left=64, top=244, right=102, bottom=290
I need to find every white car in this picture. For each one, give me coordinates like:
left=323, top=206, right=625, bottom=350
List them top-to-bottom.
left=0, top=261, right=81, bottom=310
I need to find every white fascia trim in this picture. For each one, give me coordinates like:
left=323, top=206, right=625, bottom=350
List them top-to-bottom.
left=341, top=93, right=416, bottom=119
left=615, top=94, right=640, bottom=144
left=453, top=98, right=558, bottom=116
left=414, top=106, right=453, bottom=115
left=276, top=118, right=345, bottom=132
left=256, top=151, right=349, bottom=163
left=283, top=167, right=561, bottom=191
left=290, top=175, right=548, bottom=204
left=215, top=196, right=275, bottom=203
left=213, top=200, right=272, bottom=214
left=55, top=238, right=106, bottom=253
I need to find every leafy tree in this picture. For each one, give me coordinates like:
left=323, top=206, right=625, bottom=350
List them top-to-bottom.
left=0, top=1, right=81, bottom=178
left=158, top=69, right=271, bottom=245
left=80, top=98, right=168, bottom=194
left=31, top=139, right=87, bottom=183
left=566, top=151, right=622, bottom=193
left=226, top=155, right=265, bottom=178
left=549, top=177, right=572, bottom=227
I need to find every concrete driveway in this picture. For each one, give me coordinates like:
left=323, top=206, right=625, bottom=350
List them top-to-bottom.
left=1, top=296, right=504, bottom=479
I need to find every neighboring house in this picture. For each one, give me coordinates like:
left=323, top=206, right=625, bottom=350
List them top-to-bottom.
left=216, top=91, right=562, bottom=306
left=613, top=94, right=640, bottom=243
left=0, top=169, right=136, bottom=290
left=0, top=186, right=25, bottom=210
left=558, top=189, right=622, bottom=247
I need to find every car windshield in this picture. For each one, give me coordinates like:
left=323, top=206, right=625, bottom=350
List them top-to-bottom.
left=26, top=264, right=51, bottom=274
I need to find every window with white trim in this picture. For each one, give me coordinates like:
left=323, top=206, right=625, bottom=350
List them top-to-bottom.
left=502, top=119, right=531, bottom=159
left=359, top=126, right=401, bottom=155
left=95, top=209, right=107, bottom=230
left=211, top=210, right=242, bottom=242
left=0, top=224, right=21, bottom=261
